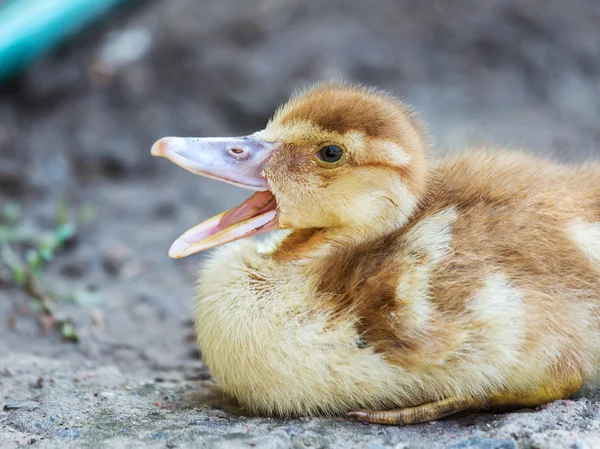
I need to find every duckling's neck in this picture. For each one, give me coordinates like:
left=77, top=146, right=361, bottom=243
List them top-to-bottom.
left=273, top=176, right=427, bottom=264
left=273, top=220, right=411, bottom=264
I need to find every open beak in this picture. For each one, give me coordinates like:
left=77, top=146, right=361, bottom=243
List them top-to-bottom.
left=151, top=135, right=279, bottom=258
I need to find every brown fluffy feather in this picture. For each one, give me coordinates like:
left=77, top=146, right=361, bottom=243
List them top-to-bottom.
left=194, top=82, right=600, bottom=421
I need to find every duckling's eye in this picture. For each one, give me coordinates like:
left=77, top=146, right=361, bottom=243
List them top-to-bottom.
left=317, top=145, right=343, bottom=163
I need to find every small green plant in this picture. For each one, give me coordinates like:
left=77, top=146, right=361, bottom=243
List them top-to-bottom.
left=0, top=199, right=97, bottom=342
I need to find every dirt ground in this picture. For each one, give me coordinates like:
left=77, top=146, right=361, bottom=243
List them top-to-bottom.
left=2, top=0, right=600, bottom=448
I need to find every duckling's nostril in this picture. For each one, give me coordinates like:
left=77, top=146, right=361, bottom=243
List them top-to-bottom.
left=227, top=145, right=250, bottom=160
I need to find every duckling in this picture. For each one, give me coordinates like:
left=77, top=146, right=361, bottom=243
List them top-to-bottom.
left=151, top=82, right=600, bottom=425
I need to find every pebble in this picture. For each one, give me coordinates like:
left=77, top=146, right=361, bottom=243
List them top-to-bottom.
left=95, top=27, right=152, bottom=75
left=34, top=377, right=44, bottom=389
left=98, top=391, right=118, bottom=399
left=55, top=428, right=82, bottom=440
left=152, top=431, right=168, bottom=439
left=447, top=438, right=517, bottom=449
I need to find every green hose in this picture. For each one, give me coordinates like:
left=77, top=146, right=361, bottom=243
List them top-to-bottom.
left=0, top=0, right=128, bottom=83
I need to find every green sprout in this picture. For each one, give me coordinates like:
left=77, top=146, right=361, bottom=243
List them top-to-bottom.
left=1, top=199, right=96, bottom=342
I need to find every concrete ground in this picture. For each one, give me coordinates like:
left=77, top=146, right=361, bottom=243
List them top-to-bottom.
left=2, top=0, right=600, bottom=447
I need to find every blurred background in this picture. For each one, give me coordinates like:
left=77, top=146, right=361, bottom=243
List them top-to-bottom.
left=1, top=0, right=600, bottom=442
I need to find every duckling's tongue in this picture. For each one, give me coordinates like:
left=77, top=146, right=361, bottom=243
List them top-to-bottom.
left=151, top=136, right=279, bottom=258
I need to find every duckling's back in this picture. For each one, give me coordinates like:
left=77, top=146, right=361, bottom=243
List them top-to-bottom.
left=316, top=149, right=600, bottom=403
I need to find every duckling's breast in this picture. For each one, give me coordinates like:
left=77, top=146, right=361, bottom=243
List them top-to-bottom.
left=194, top=205, right=600, bottom=417
left=194, top=236, right=426, bottom=416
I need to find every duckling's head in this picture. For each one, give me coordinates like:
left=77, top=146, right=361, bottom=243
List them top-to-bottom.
left=152, top=82, right=428, bottom=258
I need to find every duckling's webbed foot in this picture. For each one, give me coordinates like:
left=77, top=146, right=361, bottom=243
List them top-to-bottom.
left=349, top=374, right=583, bottom=425
left=348, top=397, right=474, bottom=425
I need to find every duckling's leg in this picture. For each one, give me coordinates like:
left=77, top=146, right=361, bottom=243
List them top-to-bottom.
left=349, top=374, right=583, bottom=425
left=348, top=397, right=473, bottom=425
